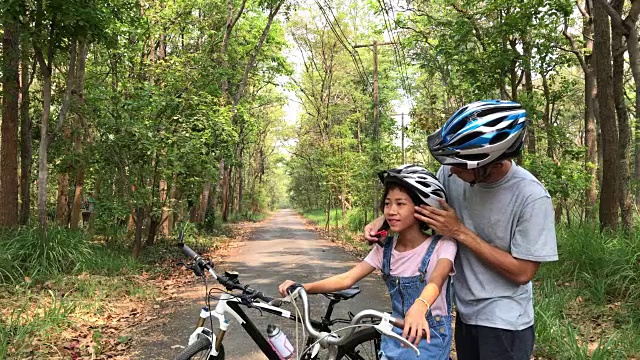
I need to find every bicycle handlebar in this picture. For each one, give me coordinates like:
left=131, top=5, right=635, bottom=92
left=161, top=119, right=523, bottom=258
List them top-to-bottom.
left=178, top=236, right=419, bottom=356
left=178, top=241, right=274, bottom=302
left=286, top=286, right=420, bottom=354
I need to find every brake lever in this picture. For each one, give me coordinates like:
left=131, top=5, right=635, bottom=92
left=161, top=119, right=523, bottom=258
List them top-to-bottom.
left=189, top=262, right=204, bottom=277
left=374, top=314, right=420, bottom=356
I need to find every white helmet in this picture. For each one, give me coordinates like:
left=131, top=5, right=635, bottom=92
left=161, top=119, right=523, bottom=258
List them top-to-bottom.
left=428, top=100, right=527, bottom=169
left=378, top=164, right=447, bottom=209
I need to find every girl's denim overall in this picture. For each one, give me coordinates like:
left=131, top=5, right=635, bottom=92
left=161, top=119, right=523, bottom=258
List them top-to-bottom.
left=379, top=235, right=453, bottom=360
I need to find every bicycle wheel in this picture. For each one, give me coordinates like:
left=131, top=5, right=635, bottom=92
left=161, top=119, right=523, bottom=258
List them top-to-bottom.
left=336, top=327, right=381, bottom=360
left=175, top=337, right=225, bottom=360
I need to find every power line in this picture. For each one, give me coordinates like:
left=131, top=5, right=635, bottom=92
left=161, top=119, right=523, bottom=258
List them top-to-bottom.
left=313, top=0, right=371, bottom=89
left=321, top=0, right=370, bottom=85
left=375, top=0, right=413, bottom=99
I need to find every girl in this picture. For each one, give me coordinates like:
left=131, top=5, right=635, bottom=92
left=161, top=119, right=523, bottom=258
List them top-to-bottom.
left=278, top=164, right=456, bottom=359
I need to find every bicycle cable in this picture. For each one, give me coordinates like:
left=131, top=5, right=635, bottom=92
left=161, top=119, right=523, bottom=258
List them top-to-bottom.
left=291, top=294, right=304, bottom=358
left=297, top=323, right=376, bottom=360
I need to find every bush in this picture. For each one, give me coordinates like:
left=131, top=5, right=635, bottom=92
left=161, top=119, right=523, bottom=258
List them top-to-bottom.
left=0, top=227, right=92, bottom=283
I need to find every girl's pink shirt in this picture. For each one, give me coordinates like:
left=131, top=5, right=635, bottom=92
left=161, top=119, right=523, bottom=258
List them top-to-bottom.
left=364, top=235, right=457, bottom=316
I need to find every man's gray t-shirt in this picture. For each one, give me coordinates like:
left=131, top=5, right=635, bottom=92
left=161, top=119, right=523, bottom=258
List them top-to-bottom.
left=437, top=162, right=558, bottom=330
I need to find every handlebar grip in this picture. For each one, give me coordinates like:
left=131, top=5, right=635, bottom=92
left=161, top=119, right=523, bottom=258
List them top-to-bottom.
left=179, top=243, right=199, bottom=260
left=286, top=283, right=304, bottom=295
left=253, top=291, right=274, bottom=303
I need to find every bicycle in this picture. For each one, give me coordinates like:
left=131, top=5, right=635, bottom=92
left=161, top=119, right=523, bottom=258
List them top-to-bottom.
left=175, top=236, right=421, bottom=360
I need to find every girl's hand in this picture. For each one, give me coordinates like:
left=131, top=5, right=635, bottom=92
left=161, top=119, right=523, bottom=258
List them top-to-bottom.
left=278, top=280, right=298, bottom=297
left=402, top=302, right=431, bottom=346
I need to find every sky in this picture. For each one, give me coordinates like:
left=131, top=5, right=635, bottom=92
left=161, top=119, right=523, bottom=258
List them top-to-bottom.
left=278, top=0, right=413, bottom=155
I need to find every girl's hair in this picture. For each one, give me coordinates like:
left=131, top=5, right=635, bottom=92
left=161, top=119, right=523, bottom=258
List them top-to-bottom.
left=380, top=179, right=431, bottom=232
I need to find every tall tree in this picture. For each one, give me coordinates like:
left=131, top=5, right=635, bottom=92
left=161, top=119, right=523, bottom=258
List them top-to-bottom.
left=593, top=0, right=619, bottom=230
left=1, top=1, right=21, bottom=227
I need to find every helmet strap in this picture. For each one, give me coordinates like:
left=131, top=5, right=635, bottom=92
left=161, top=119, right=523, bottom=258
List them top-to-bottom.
left=470, top=166, right=492, bottom=186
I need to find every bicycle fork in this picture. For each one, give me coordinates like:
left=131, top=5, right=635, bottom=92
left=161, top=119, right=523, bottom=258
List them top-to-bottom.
left=188, top=306, right=229, bottom=357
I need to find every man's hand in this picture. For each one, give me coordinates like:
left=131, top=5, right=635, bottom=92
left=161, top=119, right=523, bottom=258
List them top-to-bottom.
left=414, top=200, right=465, bottom=239
left=363, top=216, right=385, bottom=242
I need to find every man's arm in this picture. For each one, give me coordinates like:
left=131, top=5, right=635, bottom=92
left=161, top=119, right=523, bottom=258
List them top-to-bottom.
left=415, top=201, right=539, bottom=285
left=450, top=225, right=539, bottom=285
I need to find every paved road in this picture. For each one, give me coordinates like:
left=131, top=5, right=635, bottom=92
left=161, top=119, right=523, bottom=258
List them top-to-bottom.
left=133, top=209, right=390, bottom=359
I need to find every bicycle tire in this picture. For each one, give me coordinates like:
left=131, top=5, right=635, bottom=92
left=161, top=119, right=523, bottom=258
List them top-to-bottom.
left=335, top=327, right=381, bottom=360
left=175, top=337, right=225, bottom=360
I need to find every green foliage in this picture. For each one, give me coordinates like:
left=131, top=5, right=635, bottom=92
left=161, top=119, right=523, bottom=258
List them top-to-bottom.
left=533, top=224, right=640, bottom=358
left=0, top=228, right=92, bottom=283
left=0, top=290, right=74, bottom=358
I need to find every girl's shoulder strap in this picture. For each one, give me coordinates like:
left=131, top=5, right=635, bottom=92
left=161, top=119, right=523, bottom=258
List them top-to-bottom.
left=418, top=234, right=443, bottom=275
left=381, top=235, right=395, bottom=276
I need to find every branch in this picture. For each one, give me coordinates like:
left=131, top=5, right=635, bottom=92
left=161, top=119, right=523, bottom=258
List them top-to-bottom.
left=230, top=0, right=247, bottom=29
left=576, top=0, right=589, bottom=18
left=594, top=0, right=624, bottom=32
left=624, top=0, right=640, bottom=26
left=562, top=18, right=587, bottom=72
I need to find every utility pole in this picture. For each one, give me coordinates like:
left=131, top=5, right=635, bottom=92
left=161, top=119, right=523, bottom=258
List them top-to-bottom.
left=353, top=41, right=395, bottom=219
left=353, top=41, right=395, bottom=143
left=390, top=112, right=408, bottom=163
left=401, top=113, right=406, bottom=164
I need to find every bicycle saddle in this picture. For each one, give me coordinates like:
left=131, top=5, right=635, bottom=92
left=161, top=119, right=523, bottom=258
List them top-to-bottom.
left=323, top=285, right=361, bottom=300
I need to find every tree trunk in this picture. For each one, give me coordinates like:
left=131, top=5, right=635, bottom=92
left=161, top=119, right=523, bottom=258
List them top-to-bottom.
left=34, top=0, right=55, bottom=229
left=594, top=0, right=620, bottom=230
left=610, top=0, right=633, bottom=231
left=583, top=3, right=599, bottom=222
left=626, top=15, right=640, bottom=210
left=1, top=16, right=20, bottom=227
left=523, top=38, right=536, bottom=154
left=70, top=40, right=88, bottom=229
left=19, top=54, right=33, bottom=225
left=541, top=74, right=554, bottom=159
left=234, top=145, right=244, bottom=215
left=211, top=159, right=225, bottom=225
left=222, top=164, right=232, bottom=222
left=70, top=168, right=85, bottom=229
left=55, top=170, right=70, bottom=226
left=160, top=179, right=170, bottom=236
left=167, top=180, right=177, bottom=234
left=197, top=180, right=211, bottom=223
left=132, top=207, right=145, bottom=259
left=146, top=215, right=159, bottom=246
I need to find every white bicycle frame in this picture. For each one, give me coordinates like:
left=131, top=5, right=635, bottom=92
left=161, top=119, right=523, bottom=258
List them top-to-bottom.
left=180, top=246, right=419, bottom=360
left=186, top=286, right=419, bottom=360
left=187, top=291, right=298, bottom=359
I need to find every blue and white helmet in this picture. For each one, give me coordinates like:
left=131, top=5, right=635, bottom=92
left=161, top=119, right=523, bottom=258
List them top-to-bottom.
left=427, top=100, right=527, bottom=169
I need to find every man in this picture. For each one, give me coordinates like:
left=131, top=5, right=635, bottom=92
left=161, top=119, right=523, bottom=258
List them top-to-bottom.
left=365, top=100, right=558, bottom=360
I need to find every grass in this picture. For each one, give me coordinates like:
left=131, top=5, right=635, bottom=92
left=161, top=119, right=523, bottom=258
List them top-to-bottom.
left=300, top=208, right=640, bottom=359
left=300, top=208, right=374, bottom=255
left=0, top=224, right=235, bottom=358
left=532, top=224, right=640, bottom=359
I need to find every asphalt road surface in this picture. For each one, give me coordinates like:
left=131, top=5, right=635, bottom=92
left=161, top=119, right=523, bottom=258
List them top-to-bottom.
left=133, top=209, right=391, bottom=359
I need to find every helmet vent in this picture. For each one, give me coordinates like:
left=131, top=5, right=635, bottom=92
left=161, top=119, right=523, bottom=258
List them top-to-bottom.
left=477, top=107, right=512, bottom=118
left=483, top=116, right=507, bottom=128
left=447, top=118, right=469, bottom=136
left=448, top=131, right=482, bottom=148
left=489, top=131, right=510, bottom=145
left=456, top=153, right=490, bottom=162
